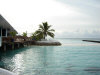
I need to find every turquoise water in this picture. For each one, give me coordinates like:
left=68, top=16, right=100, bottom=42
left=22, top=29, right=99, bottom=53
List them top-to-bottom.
left=0, top=38, right=100, bottom=75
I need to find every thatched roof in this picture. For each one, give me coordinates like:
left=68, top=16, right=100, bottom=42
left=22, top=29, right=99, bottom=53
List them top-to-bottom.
left=0, top=14, right=18, bottom=33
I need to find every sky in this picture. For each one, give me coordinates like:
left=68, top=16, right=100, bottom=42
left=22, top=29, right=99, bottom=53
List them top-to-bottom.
left=0, top=0, right=100, bottom=38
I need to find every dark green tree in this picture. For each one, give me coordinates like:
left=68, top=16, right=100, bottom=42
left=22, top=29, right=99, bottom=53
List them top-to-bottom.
left=32, top=22, right=55, bottom=40
left=37, top=22, right=55, bottom=39
left=10, top=31, right=17, bottom=37
left=22, top=31, right=27, bottom=37
left=31, top=31, right=43, bottom=41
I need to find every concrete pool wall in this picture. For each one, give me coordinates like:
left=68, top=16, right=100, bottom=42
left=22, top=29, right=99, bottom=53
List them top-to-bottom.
left=0, top=68, right=17, bottom=75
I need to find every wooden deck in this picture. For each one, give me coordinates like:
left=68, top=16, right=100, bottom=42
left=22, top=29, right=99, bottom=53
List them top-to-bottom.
left=0, top=36, right=36, bottom=51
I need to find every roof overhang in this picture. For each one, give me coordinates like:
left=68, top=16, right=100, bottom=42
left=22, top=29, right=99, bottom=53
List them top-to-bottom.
left=0, top=14, right=18, bottom=33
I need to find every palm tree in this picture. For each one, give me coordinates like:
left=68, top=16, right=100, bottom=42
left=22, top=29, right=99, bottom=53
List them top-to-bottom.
left=35, top=22, right=55, bottom=40
left=10, top=31, right=17, bottom=37
left=10, top=31, right=17, bottom=42
left=22, top=31, right=27, bottom=37
left=31, top=31, right=43, bottom=41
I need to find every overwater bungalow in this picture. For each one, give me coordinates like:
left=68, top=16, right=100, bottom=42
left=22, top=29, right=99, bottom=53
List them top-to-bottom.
left=0, top=14, right=17, bottom=47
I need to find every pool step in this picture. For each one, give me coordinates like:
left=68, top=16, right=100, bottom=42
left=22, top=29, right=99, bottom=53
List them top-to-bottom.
left=0, top=68, right=17, bottom=75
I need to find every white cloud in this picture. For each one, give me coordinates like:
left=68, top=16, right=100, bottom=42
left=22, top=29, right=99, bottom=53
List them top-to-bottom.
left=0, top=0, right=100, bottom=38
left=0, top=0, right=84, bottom=32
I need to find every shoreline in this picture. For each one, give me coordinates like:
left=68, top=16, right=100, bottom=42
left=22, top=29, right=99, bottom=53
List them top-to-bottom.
left=0, top=40, right=61, bottom=51
left=34, top=41, right=62, bottom=46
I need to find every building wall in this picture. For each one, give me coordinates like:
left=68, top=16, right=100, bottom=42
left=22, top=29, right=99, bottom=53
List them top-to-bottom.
left=0, top=28, right=8, bottom=47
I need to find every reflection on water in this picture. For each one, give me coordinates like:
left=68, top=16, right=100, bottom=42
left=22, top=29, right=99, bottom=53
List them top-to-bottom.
left=0, top=39, right=100, bottom=75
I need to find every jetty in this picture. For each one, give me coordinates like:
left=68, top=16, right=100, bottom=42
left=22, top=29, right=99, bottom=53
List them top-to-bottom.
left=0, top=36, right=35, bottom=51
left=82, top=40, right=100, bottom=43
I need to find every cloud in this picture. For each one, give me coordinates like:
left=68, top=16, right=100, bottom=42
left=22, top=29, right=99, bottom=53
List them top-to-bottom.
left=0, top=0, right=100, bottom=38
left=55, top=28, right=100, bottom=38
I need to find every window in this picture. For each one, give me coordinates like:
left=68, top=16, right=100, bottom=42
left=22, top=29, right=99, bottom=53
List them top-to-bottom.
left=2, top=29, right=6, bottom=36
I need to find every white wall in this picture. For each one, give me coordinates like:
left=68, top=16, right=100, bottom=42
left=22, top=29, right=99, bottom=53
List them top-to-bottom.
left=0, top=68, right=17, bottom=75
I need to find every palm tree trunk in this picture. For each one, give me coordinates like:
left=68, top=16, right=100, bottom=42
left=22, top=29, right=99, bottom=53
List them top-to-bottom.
left=43, top=33, right=46, bottom=39
left=44, top=36, right=45, bottom=39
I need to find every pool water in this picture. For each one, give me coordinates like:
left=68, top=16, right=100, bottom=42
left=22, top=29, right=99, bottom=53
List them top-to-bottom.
left=0, top=38, right=100, bottom=75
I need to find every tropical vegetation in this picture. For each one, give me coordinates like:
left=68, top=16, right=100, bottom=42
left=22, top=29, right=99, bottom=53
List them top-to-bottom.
left=32, top=22, right=55, bottom=40
left=10, top=31, right=17, bottom=37
left=22, top=32, right=27, bottom=37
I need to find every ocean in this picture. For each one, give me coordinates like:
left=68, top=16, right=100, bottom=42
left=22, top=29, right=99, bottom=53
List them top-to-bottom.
left=0, top=38, right=100, bottom=75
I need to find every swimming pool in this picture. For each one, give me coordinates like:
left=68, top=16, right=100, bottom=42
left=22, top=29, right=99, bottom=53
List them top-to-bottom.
left=0, top=38, right=100, bottom=75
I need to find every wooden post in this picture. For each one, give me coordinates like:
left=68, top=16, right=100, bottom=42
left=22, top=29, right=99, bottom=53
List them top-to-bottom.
left=1, top=28, right=2, bottom=47
left=6, top=29, right=7, bottom=37
left=12, top=43, right=14, bottom=50
left=18, top=43, right=19, bottom=48
left=4, top=44, right=6, bottom=51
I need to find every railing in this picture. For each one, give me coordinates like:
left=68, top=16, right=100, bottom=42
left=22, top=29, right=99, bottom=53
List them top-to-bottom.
left=2, top=36, right=33, bottom=43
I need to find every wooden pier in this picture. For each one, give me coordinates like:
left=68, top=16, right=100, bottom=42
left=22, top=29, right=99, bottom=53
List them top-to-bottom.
left=0, top=36, right=35, bottom=51
left=0, top=36, right=62, bottom=51
left=82, top=40, right=100, bottom=43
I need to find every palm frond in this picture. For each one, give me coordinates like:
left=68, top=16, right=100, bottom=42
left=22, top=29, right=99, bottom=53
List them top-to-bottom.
left=34, top=22, right=55, bottom=40
left=42, top=22, right=48, bottom=31
left=39, top=24, right=44, bottom=30
left=47, top=25, right=52, bottom=30
left=48, top=29, right=55, bottom=32
left=32, top=30, right=44, bottom=40
left=35, top=30, right=43, bottom=35
left=22, top=32, right=27, bottom=37
left=47, top=32, right=55, bottom=38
